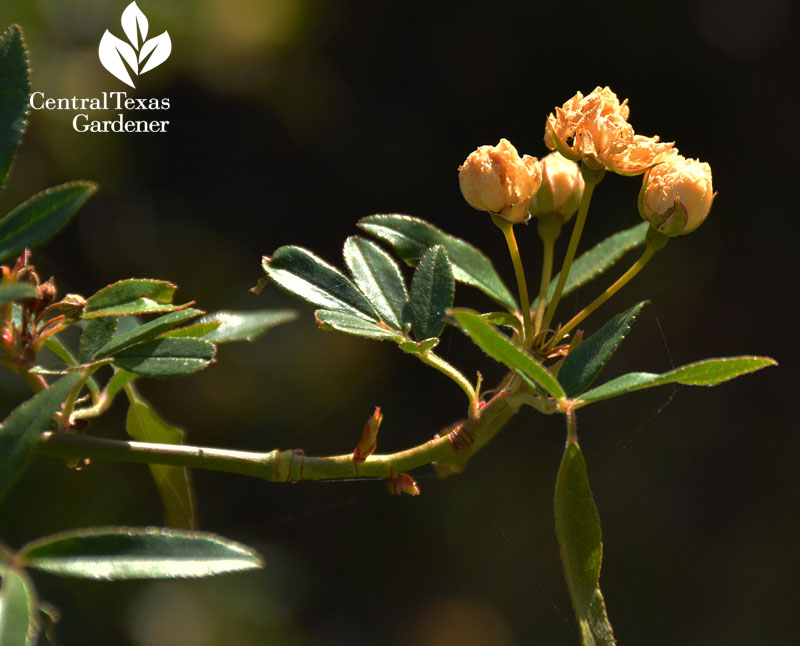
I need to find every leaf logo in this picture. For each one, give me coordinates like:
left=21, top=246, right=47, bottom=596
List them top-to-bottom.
left=98, top=2, right=171, bottom=88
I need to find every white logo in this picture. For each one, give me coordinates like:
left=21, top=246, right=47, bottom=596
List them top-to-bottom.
left=99, top=2, right=171, bottom=89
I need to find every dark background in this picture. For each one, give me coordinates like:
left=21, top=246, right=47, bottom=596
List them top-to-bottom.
left=0, top=1, right=797, bottom=644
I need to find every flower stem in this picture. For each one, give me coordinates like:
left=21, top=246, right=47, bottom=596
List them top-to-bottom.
left=541, top=165, right=604, bottom=333
left=492, top=216, right=533, bottom=346
left=533, top=216, right=561, bottom=337
left=546, top=239, right=660, bottom=351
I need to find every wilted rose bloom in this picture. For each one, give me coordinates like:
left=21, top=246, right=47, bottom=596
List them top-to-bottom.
left=545, top=86, right=673, bottom=175
left=458, top=138, right=542, bottom=223
left=529, top=152, right=585, bottom=221
left=640, top=154, right=714, bottom=235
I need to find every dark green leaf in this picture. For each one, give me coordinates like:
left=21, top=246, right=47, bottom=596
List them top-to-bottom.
left=0, top=25, right=31, bottom=188
left=0, top=182, right=97, bottom=263
left=358, top=214, right=517, bottom=310
left=533, top=222, right=649, bottom=309
left=343, top=236, right=409, bottom=330
left=262, top=246, right=378, bottom=319
left=409, top=246, right=454, bottom=341
left=83, top=279, right=186, bottom=318
left=0, top=283, right=35, bottom=305
left=559, top=302, right=647, bottom=397
left=95, top=308, right=203, bottom=358
left=450, top=308, right=565, bottom=400
left=196, top=309, right=297, bottom=343
left=315, top=309, right=404, bottom=341
left=78, top=317, right=118, bottom=363
left=110, top=338, right=216, bottom=378
left=575, top=356, right=778, bottom=407
left=0, top=373, right=82, bottom=501
left=126, top=398, right=195, bottom=529
left=555, top=440, right=617, bottom=645
left=18, top=526, right=263, bottom=580
left=0, top=565, right=37, bottom=646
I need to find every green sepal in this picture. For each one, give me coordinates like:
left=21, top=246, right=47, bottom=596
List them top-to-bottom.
left=409, top=245, right=454, bottom=341
left=559, top=302, right=647, bottom=397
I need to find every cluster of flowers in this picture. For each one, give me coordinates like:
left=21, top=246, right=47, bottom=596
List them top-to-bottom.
left=458, top=86, right=715, bottom=236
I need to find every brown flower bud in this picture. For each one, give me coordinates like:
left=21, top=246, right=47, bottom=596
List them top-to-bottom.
left=545, top=86, right=673, bottom=175
left=458, top=138, right=542, bottom=223
left=529, top=152, right=585, bottom=221
left=639, top=154, right=715, bottom=236
left=58, top=293, right=87, bottom=319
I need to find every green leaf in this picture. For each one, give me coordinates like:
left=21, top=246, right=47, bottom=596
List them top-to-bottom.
left=0, top=25, right=31, bottom=188
left=0, top=182, right=97, bottom=263
left=358, top=214, right=517, bottom=311
left=533, top=222, right=649, bottom=309
left=343, top=236, right=409, bottom=330
left=262, top=246, right=378, bottom=319
left=409, top=246, right=454, bottom=341
left=83, top=279, right=188, bottom=318
left=0, top=283, right=35, bottom=305
left=559, top=302, right=647, bottom=397
left=95, top=308, right=203, bottom=358
left=450, top=308, right=566, bottom=400
left=196, top=309, right=297, bottom=344
left=315, top=309, right=404, bottom=341
left=482, top=311, right=523, bottom=335
left=78, top=317, right=118, bottom=363
left=161, top=321, right=221, bottom=339
left=43, top=337, right=99, bottom=396
left=398, top=337, right=439, bottom=355
left=110, top=338, right=216, bottom=378
left=575, top=356, right=778, bottom=407
left=105, top=368, right=137, bottom=400
left=0, top=373, right=82, bottom=501
left=126, top=398, right=196, bottom=529
left=555, top=440, right=617, bottom=645
left=18, top=526, right=263, bottom=580
left=0, top=565, right=37, bottom=646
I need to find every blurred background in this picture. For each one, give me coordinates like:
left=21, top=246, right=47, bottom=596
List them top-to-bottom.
left=0, top=0, right=797, bottom=644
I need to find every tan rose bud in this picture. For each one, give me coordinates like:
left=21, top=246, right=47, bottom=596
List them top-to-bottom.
left=545, top=86, right=673, bottom=175
left=458, top=138, right=542, bottom=223
left=529, top=152, right=585, bottom=221
left=639, top=154, right=715, bottom=236
left=58, top=293, right=87, bottom=320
